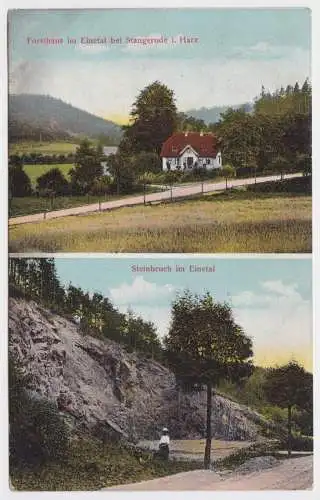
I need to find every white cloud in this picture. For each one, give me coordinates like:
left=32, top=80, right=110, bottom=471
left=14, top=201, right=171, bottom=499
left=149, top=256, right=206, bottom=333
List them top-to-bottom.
left=9, top=47, right=310, bottom=116
left=109, top=276, right=175, bottom=306
left=231, top=280, right=312, bottom=369
left=232, top=280, right=303, bottom=308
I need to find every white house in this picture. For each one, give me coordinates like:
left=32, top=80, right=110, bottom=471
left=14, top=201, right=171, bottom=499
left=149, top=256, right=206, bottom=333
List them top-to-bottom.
left=160, top=132, right=222, bottom=171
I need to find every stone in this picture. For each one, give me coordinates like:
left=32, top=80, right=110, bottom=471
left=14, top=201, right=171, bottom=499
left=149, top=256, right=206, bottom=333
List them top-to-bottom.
left=9, top=298, right=274, bottom=443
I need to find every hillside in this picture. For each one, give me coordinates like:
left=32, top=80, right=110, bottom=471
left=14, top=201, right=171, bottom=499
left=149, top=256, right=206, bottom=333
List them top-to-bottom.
left=8, top=94, right=122, bottom=142
left=185, top=102, right=254, bottom=124
left=8, top=297, right=275, bottom=443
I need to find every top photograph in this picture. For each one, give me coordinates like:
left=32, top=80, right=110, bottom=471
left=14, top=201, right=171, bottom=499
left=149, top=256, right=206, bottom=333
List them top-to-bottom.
left=8, top=8, right=311, bottom=253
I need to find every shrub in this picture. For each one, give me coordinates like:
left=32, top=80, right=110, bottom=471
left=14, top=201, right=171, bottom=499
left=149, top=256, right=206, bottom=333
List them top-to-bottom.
left=9, top=165, right=32, bottom=197
left=36, top=168, right=70, bottom=196
left=9, top=356, right=69, bottom=468
left=278, top=435, right=313, bottom=452
left=214, top=441, right=279, bottom=470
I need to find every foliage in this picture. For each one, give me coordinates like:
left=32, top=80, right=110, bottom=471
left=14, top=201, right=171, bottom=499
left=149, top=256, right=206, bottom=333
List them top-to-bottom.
left=216, top=79, right=311, bottom=175
left=120, top=81, right=178, bottom=155
left=69, top=139, right=104, bottom=194
left=131, top=151, right=162, bottom=175
left=107, top=153, right=135, bottom=195
left=9, top=164, right=32, bottom=197
left=24, top=164, right=73, bottom=187
left=221, top=164, right=236, bottom=188
left=36, top=167, right=70, bottom=196
left=89, top=176, right=112, bottom=196
left=8, top=258, right=163, bottom=361
left=164, top=291, right=253, bottom=468
left=9, top=355, right=69, bottom=468
left=263, top=361, right=313, bottom=455
left=278, top=435, right=313, bottom=452
left=10, top=437, right=201, bottom=491
left=214, top=441, right=279, bottom=470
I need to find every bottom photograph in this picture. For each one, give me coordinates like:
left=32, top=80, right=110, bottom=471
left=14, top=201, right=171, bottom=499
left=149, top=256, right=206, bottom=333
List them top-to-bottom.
left=8, top=256, right=313, bottom=491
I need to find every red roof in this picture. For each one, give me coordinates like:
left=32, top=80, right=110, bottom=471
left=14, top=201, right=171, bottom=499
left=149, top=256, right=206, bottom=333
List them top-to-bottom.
left=160, top=132, right=218, bottom=158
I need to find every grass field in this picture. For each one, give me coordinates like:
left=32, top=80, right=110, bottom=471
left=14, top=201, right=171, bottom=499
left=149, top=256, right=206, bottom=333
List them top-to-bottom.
left=9, top=142, right=78, bottom=155
left=24, top=164, right=74, bottom=186
left=9, top=192, right=312, bottom=253
left=10, top=195, right=106, bottom=217
left=10, top=438, right=201, bottom=491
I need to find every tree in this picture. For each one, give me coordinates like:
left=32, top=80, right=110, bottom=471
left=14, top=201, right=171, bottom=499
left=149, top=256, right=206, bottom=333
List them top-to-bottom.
left=120, top=81, right=178, bottom=155
left=69, top=139, right=103, bottom=194
left=131, top=151, right=162, bottom=176
left=107, top=153, right=135, bottom=195
left=270, top=156, right=290, bottom=180
left=9, top=164, right=32, bottom=197
left=221, top=164, right=236, bottom=189
left=36, top=168, right=69, bottom=196
left=164, top=291, right=253, bottom=468
left=263, top=361, right=313, bottom=456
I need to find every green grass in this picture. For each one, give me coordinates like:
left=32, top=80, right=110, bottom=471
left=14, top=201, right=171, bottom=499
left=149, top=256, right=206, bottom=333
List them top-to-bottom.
left=9, top=142, right=78, bottom=155
left=23, top=164, right=74, bottom=186
left=10, top=192, right=153, bottom=218
left=9, top=193, right=312, bottom=253
left=10, top=195, right=105, bottom=217
left=10, top=438, right=201, bottom=491
left=213, top=441, right=280, bottom=471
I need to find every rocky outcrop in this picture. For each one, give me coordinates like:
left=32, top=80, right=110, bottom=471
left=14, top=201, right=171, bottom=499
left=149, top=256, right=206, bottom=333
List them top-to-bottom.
left=9, top=298, right=271, bottom=442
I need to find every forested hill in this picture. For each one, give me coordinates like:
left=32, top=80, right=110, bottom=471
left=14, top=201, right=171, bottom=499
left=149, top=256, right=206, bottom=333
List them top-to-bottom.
left=8, top=94, right=122, bottom=142
left=185, top=103, right=253, bottom=124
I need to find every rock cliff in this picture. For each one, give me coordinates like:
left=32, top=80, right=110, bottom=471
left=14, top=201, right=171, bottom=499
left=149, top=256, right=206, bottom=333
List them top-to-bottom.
left=9, top=298, right=271, bottom=442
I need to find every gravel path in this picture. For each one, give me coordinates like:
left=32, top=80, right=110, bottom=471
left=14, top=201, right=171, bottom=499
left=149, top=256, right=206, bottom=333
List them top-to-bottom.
left=9, top=173, right=301, bottom=226
left=105, top=455, right=313, bottom=491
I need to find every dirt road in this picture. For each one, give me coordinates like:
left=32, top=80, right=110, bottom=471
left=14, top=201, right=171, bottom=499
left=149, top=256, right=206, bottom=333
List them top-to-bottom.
left=9, top=173, right=301, bottom=226
left=105, top=455, right=313, bottom=491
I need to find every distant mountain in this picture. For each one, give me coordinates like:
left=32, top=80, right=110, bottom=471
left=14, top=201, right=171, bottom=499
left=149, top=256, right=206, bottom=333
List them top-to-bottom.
left=8, top=94, right=122, bottom=143
left=185, top=102, right=254, bottom=124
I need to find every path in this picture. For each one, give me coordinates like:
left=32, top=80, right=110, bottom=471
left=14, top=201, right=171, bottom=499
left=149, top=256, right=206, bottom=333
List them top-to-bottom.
left=9, top=173, right=302, bottom=226
left=105, top=455, right=312, bottom=491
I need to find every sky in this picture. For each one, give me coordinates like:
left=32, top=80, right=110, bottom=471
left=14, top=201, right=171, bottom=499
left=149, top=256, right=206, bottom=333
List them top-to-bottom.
left=8, top=8, right=311, bottom=122
left=54, top=256, right=313, bottom=371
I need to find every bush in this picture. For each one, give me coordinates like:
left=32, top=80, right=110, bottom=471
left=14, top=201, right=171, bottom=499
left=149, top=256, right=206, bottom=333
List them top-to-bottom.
left=9, top=165, right=32, bottom=197
left=36, top=168, right=70, bottom=196
left=9, top=356, right=69, bottom=468
left=10, top=396, right=69, bottom=467
left=278, top=435, right=313, bottom=452
left=214, top=441, right=279, bottom=470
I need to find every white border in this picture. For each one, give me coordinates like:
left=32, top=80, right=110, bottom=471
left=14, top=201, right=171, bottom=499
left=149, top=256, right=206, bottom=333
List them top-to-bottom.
left=1, top=1, right=319, bottom=500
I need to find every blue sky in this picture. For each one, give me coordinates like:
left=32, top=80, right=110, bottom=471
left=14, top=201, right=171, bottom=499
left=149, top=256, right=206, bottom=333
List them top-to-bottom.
left=8, top=8, right=311, bottom=120
left=54, top=256, right=312, bottom=370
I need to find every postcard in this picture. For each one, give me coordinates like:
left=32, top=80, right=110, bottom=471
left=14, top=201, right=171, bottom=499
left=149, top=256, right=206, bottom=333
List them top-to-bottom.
left=7, top=8, right=312, bottom=253
left=8, top=255, right=313, bottom=491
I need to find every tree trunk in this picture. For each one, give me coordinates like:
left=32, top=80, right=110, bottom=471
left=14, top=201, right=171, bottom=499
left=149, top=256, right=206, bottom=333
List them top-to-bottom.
left=225, top=177, right=227, bottom=189
left=204, top=383, right=212, bottom=469
left=287, top=405, right=292, bottom=457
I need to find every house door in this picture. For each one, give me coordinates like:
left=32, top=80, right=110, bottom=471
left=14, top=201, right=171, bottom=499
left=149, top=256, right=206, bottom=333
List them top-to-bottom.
left=187, top=156, right=194, bottom=168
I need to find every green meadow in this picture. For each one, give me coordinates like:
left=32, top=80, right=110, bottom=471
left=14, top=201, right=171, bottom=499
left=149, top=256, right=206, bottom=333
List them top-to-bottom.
left=9, top=142, right=78, bottom=155
left=23, top=164, right=74, bottom=187
left=9, top=192, right=312, bottom=253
